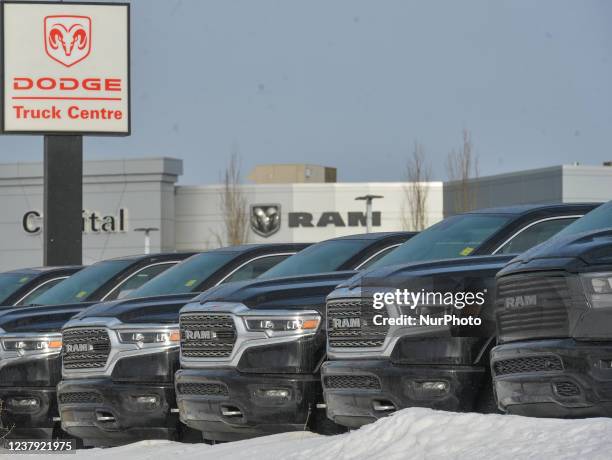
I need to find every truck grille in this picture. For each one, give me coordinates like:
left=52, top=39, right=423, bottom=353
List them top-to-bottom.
left=496, top=274, right=570, bottom=343
left=327, top=299, right=389, bottom=348
left=180, top=314, right=236, bottom=359
left=62, top=328, right=111, bottom=370
left=493, top=355, right=563, bottom=376
left=323, top=375, right=381, bottom=390
left=177, top=382, right=229, bottom=396
left=59, top=392, right=103, bottom=404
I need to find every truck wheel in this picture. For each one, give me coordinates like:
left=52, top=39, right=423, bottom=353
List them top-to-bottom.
left=475, top=377, right=500, bottom=414
left=309, top=408, right=347, bottom=436
left=175, top=423, right=201, bottom=443
left=52, top=424, right=84, bottom=449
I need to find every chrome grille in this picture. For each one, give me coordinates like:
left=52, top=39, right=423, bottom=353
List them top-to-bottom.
left=496, top=274, right=570, bottom=343
left=327, top=298, right=388, bottom=348
left=180, top=313, right=236, bottom=358
left=62, top=328, right=110, bottom=370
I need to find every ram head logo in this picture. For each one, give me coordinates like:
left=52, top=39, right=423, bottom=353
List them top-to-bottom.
left=44, top=16, right=91, bottom=67
left=250, top=204, right=281, bottom=238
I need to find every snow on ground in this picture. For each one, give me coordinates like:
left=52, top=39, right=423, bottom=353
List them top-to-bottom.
left=12, top=408, right=612, bottom=460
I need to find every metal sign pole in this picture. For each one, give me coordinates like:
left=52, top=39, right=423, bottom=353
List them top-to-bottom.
left=43, top=135, right=83, bottom=266
left=355, top=194, right=384, bottom=234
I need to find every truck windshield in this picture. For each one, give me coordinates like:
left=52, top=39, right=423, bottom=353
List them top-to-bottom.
left=553, top=201, right=611, bottom=237
left=370, top=214, right=511, bottom=268
left=259, top=239, right=371, bottom=279
left=126, top=252, right=236, bottom=298
left=29, top=259, right=134, bottom=305
left=0, top=273, right=32, bottom=305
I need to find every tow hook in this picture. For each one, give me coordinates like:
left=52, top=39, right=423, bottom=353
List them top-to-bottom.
left=372, top=400, right=396, bottom=412
left=220, top=405, right=243, bottom=417
left=95, top=410, right=116, bottom=422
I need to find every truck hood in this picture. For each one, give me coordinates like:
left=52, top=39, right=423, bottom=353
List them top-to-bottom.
left=499, top=228, right=612, bottom=276
left=330, top=255, right=517, bottom=295
left=193, top=271, right=357, bottom=311
left=71, top=293, right=199, bottom=324
left=0, top=302, right=95, bottom=333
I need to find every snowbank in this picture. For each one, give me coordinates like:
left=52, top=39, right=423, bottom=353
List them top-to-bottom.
left=13, top=408, right=612, bottom=460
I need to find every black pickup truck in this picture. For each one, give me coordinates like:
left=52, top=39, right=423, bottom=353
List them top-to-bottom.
left=491, top=201, right=612, bottom=417
left=321, top=203, right=599, bottom=429
left=175, top=232, right=414, bottom=442
left=56, top=243, right=307, bottom=447
left=0, top=252, right=193, bottom=439
left=0, top=266, right=82, bottom=307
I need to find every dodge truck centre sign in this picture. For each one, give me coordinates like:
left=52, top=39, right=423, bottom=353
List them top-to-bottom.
left=1, top=2, right=130, bottom=135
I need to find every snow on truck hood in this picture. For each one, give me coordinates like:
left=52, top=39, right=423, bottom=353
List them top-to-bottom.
left=24, top=408, right=612, bottom=460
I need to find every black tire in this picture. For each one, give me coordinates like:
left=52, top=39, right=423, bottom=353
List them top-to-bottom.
left=475, top=373, right=500, bottom=414
left=308, top=407, right=347, bottom=436
left=175, top=423, right=201, bottom=443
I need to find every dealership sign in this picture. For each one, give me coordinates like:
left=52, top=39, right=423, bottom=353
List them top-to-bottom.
left=1, top=2, right=130, bottom=134
left=249, top=205, right=381, bottom=237
left=23, top=209, right=128, bottom=235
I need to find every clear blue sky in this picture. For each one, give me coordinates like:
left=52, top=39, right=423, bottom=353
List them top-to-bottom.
left=1, top=0, right=611, bottom=184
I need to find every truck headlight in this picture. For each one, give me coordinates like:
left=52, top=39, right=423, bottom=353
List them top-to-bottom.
left=581, top=273, right=612, bottom=308
left=243, top=313, right=321, bottom=338
left=117, top=329, right=180, bottom=348
left=2, top=335, right=62, bottom=354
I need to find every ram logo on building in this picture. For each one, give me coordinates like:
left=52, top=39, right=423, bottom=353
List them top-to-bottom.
left=251, top=205, right=281, bottom=237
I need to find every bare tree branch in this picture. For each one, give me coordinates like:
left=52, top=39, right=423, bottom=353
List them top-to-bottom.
left=446, top=129, right=479, bottom=213
left=402, top=141, right=431, bottom=231
left=215, top=151, right=249, bottom=246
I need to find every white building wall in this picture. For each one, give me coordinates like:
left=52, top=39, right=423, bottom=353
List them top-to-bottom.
left=1, top=157, right=610, bottom=272
left=0, top=158, right=181, bottom=271
left=442, top=164, right=612, bottom=216
left=562, top=165, right=612, bottom=202
left=443, top=166, right=564, bottom=216
left=174, top=182, right=444, bottom=249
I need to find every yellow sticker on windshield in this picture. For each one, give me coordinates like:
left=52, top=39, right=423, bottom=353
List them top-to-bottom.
left=460, top=247, right=474, bottom=256
left=19, top=277, right=29, bottom=283
left=185, top=279, right=197, bottom=287
left=76, top=290, right=88, bottom=298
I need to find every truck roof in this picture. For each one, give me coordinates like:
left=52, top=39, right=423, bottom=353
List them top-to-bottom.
left=467, top=202, right=601, bottom=215
left=325, top=231, right=417, bottom=241
left=207, top=243, right=311, bottom=253
left=3, top=265, right=83, bottom=275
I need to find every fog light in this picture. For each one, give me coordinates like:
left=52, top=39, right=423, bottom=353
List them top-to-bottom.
left=600, top=359, right=612, bottom=369
left=413, top=381, right=449, bottom=399
left=420, top=381, right=449, bottom=392
left=257, top=389, right=290, bottom=399
left=134, top=395, right=159, bottom=405
left=7, top=397, right=39, bottom=409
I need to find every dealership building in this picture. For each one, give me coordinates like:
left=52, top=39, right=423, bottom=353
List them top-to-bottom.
left=1, top=157, right=611, bottom=271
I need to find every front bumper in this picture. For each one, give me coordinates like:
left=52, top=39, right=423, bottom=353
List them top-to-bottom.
left=492, top=339, right=612, bottom=418
left=0, top=352, right=62, bottom=438
left=321, top=359, right=485, bottom=428
left=175, top=369, right=319, bottom=442
left=58, top=379, right=178, bottom=447
left=0, top=387, right=57, bottom=439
